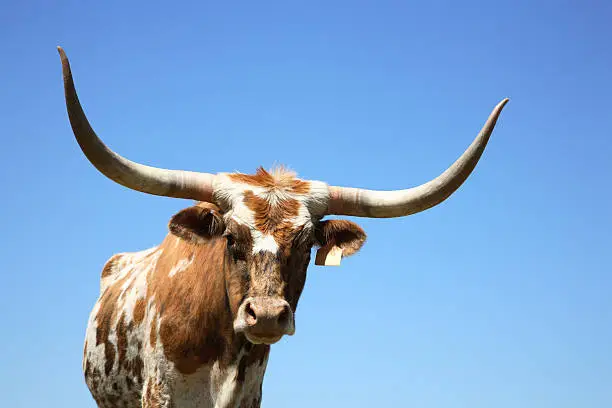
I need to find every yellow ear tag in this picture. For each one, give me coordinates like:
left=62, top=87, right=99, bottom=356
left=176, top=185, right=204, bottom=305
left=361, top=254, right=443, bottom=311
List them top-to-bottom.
left=315, top=245, right=343, bottom=266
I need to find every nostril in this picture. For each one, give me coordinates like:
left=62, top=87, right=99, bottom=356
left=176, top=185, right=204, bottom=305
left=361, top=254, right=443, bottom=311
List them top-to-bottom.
left=245, top=302, right=257, bottom=326
left=277, top=305, right=290, bottom=327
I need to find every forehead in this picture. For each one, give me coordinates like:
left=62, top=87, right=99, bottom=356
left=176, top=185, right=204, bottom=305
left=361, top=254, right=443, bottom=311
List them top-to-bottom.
left=213, top=168, right=329, bottom=253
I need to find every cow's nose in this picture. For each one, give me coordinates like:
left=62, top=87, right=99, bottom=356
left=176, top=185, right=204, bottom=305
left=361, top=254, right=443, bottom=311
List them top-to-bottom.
left=235, top=297, right=295, bottom=343
left=245, top=299, right=291, bottom=328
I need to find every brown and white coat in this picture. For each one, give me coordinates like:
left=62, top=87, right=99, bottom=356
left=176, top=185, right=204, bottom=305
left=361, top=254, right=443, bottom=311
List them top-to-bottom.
left=83, top=170, right=367, bottom=407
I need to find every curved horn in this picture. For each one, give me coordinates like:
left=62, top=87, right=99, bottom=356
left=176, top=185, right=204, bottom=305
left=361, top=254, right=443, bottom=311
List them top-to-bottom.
left=57, top=46, right=215, bottom=202
left=327, top=98, right=509, bottom=218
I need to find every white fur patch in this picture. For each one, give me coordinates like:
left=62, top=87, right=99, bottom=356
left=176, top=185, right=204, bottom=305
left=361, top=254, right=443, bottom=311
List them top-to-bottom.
left=251, top=233, right=279, bottom=254
left=168, top=254, right=194, bottom=277
left=212, top=355, right=241, bottom=408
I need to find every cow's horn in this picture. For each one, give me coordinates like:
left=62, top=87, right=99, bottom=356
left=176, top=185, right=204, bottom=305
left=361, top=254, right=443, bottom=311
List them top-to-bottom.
left=57, top=46, right=215, bottom=202
left=326, top=98, right=508, bottom=218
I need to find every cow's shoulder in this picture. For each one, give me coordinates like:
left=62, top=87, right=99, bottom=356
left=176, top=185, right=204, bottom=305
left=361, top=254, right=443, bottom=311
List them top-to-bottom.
left=99, top=247, right=160, bottom=294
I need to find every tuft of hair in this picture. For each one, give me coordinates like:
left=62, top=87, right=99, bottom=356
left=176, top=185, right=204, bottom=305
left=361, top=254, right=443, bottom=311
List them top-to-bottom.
left=267, top=165, right=297, bottom=183
left=228, top=166, right=310, bottom=195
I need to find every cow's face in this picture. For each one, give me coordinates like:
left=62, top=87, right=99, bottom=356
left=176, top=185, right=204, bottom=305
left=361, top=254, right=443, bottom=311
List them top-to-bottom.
left=168, top=168, right=366, bottom=345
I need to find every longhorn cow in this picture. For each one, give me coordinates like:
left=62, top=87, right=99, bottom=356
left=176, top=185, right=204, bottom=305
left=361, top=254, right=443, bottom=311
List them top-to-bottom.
left=57, top=47, right=508, bottom=408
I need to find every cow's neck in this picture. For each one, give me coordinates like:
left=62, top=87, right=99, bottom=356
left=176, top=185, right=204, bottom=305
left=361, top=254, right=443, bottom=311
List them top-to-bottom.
left=150, top=235, right=271, bottom=406
left=207, top=340, right=270, bottom=407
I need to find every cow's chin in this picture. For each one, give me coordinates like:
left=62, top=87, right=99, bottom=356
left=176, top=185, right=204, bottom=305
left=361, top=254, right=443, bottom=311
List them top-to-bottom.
left=244, top=332, right=284, bottom=345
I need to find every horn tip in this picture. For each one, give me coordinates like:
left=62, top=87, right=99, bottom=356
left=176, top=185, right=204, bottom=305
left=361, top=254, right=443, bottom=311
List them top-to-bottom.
left=57, top=46, right=68, bottom=61
left=57, top=46, right=71, bottom=76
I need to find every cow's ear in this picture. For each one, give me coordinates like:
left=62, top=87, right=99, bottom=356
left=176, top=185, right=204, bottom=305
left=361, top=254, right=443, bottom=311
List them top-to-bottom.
left=169, top=204, right=225, bottom=244
left=314, top=220, right=366, bottom=265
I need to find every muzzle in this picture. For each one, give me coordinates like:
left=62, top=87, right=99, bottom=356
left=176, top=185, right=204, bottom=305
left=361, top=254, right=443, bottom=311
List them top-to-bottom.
left=233, top=297, right=295, bottom=344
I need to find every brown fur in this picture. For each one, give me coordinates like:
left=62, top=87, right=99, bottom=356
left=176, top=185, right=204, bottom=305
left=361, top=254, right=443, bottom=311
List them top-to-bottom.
left=241, top=187, right=310, bottom=255
left=243, top=190, right=301, bottom=235
left=168, top=205, right=225, bottom=244
left=226, top=219, right=254, bottom=260
left=315, top=219, right=366, bottom=257
left=275, top=222, right=305, bottom=258
left=283, top=236, right=312, bottom=310
left=148, top=237, right=234, bottom=374
left=248, top=252, right=285, bottom=298
left=101, top=254, right=121, bottom=278
left=95, top=270, right=129, bottom=376
left=133, top=298, right=145, bottom=325
left=116, top=313, right=128, bottom=374
left=149, top=317, right=157, bottom=348
left=83, top=339, right=88, bottom=367
left=237, top=344, right=270, bottom=384
left=142, top=377, right=164, bottom=408
left=239, top=397, right=262, bottom=408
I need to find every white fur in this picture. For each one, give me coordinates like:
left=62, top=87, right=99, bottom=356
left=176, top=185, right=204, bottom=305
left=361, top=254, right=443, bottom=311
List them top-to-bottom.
left=251, top=233, right=279, bottom=254
left=168, top=254, right=194, bottom=277
left=211, top=353, right=242, bottom=408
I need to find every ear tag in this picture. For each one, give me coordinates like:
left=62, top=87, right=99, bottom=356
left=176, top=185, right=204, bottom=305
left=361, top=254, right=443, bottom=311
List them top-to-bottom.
left=315, top=245, right=343, bottom=266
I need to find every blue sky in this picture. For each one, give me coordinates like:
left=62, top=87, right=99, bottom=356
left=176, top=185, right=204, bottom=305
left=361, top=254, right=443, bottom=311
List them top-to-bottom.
left=1, top=1, right=611, bottom=406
